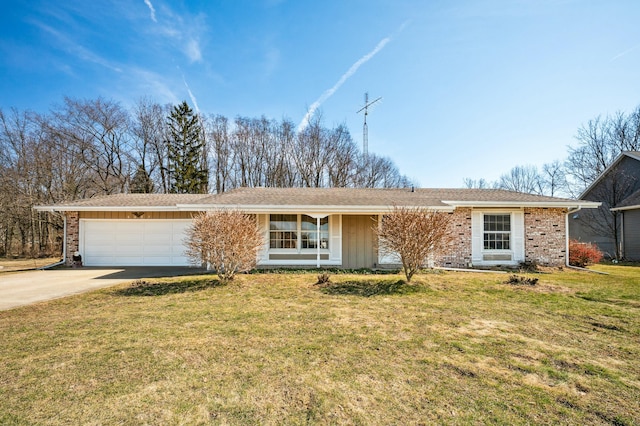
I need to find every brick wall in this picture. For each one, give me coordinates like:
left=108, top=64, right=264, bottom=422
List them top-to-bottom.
left=524, top=207, right=567, bottom=266
left=436, top=208, right=472, bottom=268
left=66, top=211, right=80, bottom=266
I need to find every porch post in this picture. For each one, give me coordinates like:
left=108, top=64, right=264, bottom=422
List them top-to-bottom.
left=317, top=216, right=321, bottom=268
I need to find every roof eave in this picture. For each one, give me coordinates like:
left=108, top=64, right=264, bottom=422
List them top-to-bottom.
left=442, top=200, right=601, bottom=209
left=176, top=204, right=456, bottom=214
left=611, top=204, right=640, bottom=212
left=33, top=205, right=184, bottom=212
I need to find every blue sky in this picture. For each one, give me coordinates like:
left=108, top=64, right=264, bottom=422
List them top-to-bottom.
left=1, top=0, right=639, bottom=187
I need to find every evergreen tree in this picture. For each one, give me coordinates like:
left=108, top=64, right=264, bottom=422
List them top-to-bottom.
left=165, top=101, right=209, bottom=194
left=130, top=164, right=154, bottom=193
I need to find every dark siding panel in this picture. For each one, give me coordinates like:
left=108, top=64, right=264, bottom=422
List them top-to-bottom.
left=624, top=209, right=640, bottom=260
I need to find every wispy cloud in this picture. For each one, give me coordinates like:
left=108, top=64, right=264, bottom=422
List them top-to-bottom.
left=143, top=0, right=157, bottom=22
left=148, top=4, right=205, bottom=64
left=31, top=20, right=122, bottom=73
left=297, top=22, right=408, bottom=133
left=185, top=39, right=202, bottom=63
left=610, top=43, right=640, bottom=62
left=130, top=67, right=180, bottom=104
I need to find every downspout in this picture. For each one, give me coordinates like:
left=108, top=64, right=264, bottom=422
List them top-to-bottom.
left=565, top=206, right=582, bottom=267
left=40, top=212, right=66, bottom=269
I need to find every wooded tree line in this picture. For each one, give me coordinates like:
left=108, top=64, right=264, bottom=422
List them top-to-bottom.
left=0, top=97, right=411, bottom=257
left=464, top=104, right=640, bottom=198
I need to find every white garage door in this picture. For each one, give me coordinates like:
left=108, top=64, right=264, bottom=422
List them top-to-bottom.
left=80, top=220, right=193, bottom=266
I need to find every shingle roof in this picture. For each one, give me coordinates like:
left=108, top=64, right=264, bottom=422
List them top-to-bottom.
left=36, top=187, right=598, bottom=212
left=193, top=187, right=579, bottom=207
left=37, top=193, right=209, bottom=209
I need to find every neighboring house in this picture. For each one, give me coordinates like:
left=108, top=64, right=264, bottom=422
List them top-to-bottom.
left=569, top=151, right=640, bottom=259
left=36, top=187, right=598, bottom=269
left=611, top=189, right=640, bottom=261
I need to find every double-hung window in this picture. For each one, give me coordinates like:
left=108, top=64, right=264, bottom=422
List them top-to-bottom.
left=269, top=214, right=329, bottom=250
left=269, top=214, right=298, bottom=249
left=483, top=214, right=511, bottom=250
left=300, top=215, right=329, bottom=249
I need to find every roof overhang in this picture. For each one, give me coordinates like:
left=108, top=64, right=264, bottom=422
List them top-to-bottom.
left=442, top=200, right=601, bottom=209
left=35, top=201, right=601, bottom=213
left=175, top=204, right=456, bottom=214
left=611, top=204, right=640, bottom=212
left=33, top=205, right=183, bottom=212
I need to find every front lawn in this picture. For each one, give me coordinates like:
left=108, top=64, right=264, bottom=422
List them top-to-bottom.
left=0, top=257, right=60, bottom=272
left=1, top=266, right=638, bottom=425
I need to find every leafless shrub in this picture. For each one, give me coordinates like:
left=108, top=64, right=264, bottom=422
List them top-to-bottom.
left=375, top=206, right=453, bottom=282
left=185, top=210, right=264, bottom=282
left=315, top=272, right=331, bottom=285
left=505, top=275, right=538, bottom=286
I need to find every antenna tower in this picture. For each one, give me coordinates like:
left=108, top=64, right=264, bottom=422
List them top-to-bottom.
left=357, top=92, right=382, bottom=159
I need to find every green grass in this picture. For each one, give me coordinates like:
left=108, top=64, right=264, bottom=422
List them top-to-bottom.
left=1, top=265, right=639, bottom=425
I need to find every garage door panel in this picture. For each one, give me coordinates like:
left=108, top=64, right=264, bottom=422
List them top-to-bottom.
left=81, top=219, right=192, bottom=266
left=144, top=234, right=172, bottom=244
left=117, top=245, right=144, bottom=256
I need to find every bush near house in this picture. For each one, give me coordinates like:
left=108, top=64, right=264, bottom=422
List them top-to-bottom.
left=185, top=210, right=264, bottom=282
left=569, top=239, right=604, bottom=267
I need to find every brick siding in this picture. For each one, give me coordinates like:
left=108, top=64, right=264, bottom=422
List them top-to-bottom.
left=524, top=207, right=567, bottom=267
left=436, top=208, right=473, bottom=268
left=65, top=211, right=80, bottom=266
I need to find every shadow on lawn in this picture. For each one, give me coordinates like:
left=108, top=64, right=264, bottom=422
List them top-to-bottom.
left=113, top=278, right=222, bottom=297
left=318, top=279, right=422, bottom=297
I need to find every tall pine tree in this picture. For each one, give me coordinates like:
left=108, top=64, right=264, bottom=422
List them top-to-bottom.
left=165, top=101, right=209, bottom=194
left=130, top=164, right=155, bottom=193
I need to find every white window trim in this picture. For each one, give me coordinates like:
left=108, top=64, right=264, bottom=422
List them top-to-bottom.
left=472, top=210, right=524, bottom=266
left=268, top=214, right=330, bottom=254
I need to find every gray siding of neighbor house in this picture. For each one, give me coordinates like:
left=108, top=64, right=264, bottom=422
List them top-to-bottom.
left=570, top=155, right=640, bottom=257
left=623, top=209, right=640, bottom=261
left=341, top=215, right=377, bottom=269
left=569, top=217, right=617, bottom=258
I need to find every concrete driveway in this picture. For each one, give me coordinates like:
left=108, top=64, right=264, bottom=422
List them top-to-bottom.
left=0, top=267, right=206, bottom=311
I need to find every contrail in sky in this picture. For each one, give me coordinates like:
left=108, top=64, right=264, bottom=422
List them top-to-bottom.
left=144, top=0, right=157, bottom=22
left=297, top=22, right=408, bottom=133
left=610, top=43, right=640, bottom=62
left=182, top=74, right=200, bottom=114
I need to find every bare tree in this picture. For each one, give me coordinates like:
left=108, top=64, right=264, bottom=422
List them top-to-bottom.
left=48, top=97, right=133, bottom=196
left=131, top=98, right=169, bottom=193
left=566, top=106, right=640, bottom=193
left=204, top=114, right=232, bottom=193
left=292, top=115, right=331, bottom=187
left=327, top=124, right=359, bottom=187
left=541, top=160, right=568, bottom=197
left=496, top=165, right=544, bottom=194
left=463, top=177, right=493, bottom=189
left=375, top=206, right=453, bottom=282
left=185, top=210, right=264, bottom=282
